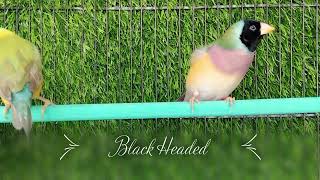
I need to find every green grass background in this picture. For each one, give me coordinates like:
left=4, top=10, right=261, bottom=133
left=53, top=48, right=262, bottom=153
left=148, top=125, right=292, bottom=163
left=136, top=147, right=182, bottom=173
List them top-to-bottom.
left=0, top=0, right=319, bottom=179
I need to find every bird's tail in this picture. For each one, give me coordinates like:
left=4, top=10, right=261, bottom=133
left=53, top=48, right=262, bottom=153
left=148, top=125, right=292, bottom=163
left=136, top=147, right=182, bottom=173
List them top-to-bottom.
left=11, top=84, right=33, bottom=137
left=177, top=93, right=185, bottom=101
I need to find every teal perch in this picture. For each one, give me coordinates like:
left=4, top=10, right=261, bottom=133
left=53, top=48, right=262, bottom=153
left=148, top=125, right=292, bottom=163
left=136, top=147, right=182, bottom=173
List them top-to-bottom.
left=0, top=97, right=319, bottom=123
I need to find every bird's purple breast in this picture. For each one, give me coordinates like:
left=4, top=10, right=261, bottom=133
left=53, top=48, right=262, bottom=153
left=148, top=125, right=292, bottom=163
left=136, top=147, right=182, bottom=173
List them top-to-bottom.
left=208, top=45, right=255, bottom=75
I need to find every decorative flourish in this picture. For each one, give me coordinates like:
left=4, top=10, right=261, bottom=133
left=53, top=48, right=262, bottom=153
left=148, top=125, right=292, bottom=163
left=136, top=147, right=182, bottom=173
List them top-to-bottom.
left=59, top=134, right=80, bottom=160
left=241, top=134, right=261, bottom=160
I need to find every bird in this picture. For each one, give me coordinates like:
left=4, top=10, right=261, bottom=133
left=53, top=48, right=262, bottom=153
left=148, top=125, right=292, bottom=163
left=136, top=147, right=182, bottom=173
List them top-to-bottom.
left=178, top=20, right=275, bottom=111
left=0, top=28, right=52, bottom=137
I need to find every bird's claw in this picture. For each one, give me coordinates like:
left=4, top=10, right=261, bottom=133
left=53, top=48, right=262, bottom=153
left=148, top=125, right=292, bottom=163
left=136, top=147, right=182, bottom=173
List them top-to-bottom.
left=189, top=91, right=200, bottom=112
left=224, top=96, right=235, bottom=107
left=37, top=97, right=54, bottom=119
left=189, top=97, right=199, bottom=112
left=42, top=100, right=54, bottom=119
left=3, top=104, right=11, bottom=118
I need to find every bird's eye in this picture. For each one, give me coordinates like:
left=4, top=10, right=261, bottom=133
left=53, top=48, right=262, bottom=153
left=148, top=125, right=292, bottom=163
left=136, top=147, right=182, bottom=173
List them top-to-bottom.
left=249, top=25, right=256, bottom=31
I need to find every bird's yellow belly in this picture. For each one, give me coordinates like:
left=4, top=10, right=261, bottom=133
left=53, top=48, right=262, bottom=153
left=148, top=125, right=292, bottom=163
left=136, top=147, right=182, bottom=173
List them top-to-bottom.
left=186, top=56, right=244, bottom=100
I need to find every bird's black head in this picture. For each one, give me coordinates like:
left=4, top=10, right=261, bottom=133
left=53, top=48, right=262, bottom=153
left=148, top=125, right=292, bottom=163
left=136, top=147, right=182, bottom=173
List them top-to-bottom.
left=240, top=20, right=274, bottom=52
left=240, top=20, right=263, bottom=52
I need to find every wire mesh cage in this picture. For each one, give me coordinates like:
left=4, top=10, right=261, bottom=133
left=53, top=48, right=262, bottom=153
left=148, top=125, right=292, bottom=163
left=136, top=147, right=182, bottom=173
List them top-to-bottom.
left=0, top=1, right=318, bottom=124
left=0, top=1, right=314, bottom=101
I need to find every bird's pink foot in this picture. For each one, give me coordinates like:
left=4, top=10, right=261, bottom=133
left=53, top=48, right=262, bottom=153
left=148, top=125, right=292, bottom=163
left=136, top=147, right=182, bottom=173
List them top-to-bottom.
left=189, top=91, right=200, bottom=112
left=223, top=96, right=235, bottom=107
left=36, top=97, right=54, bottom=119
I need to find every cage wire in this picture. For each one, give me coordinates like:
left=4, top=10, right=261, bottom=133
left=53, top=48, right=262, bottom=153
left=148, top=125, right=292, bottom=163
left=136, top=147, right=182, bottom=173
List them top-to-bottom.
left=0, top=1, right=319, bottom=140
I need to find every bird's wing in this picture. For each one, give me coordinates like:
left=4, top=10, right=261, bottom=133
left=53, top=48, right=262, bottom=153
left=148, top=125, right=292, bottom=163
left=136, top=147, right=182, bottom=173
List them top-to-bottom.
left=0, top=34, right=42, bottom=99
left=189, top=47, right=208, bottom=64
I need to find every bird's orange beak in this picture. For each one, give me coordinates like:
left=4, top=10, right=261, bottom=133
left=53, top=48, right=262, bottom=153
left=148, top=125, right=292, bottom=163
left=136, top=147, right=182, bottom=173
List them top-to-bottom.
left=260, top=22, right=275, bottom=35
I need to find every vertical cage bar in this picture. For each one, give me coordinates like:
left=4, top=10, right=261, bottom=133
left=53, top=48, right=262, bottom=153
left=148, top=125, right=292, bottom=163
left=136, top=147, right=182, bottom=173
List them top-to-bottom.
left=2, top=0, right=7, bottom=129
left=3, top=0, right=7, bottom=28
left=28, top=0, right=31, bottom=41
left=40, top=0, right=44, bottom=59
left=40, top=0, right=44, bottom=105
left=52, top=0, right=56, bottom=103
left=66, top=0, right=71, bottom=104
left=80, top=0, right=85, bottom=102
left=94, top=0, right=98, bottom=103
left=105, top=0, right=109, bottom=96
left=105, top=0, right=110, bottom=131
left=117, top=0, right=121, bottom=102
left=129, top=0, right=134, bottom=131
left=129, top=0, right=133, bottom=103
left=140, top=0, right=144, bottom=102
left=153, top=0, right=158, bottom=130
left=154, top=0, right=158, bottom=102
left=154, top=0, right=158, bottom=129
left=166, top=0, right=170, bottom=126
left=166, top=0, right=170, bottom=101
left=178, top=0, right=183, bottom=129
left=179, top=0, right=182, bottom=94
left=191, top=0, right=194, bottom=50
left=191, top=0, right=196, bottom=130
left=203, top=0, right=208, bottom=134
left=204, top=0, right=207, bottom=45
left=228, top=0, right=232, bottom=25
left=229, top=0, right=234, bottom=135
left=253, top=0, right=258, bottom=134
left=265, top=0, right=271, bottom=126
left=287, top=0, right=294, bottom=134
left=290, top=0, right=293, bottom=97
left=316, top=0, right=319, bottom=178
left=317, top=0, right=319, bottom=97
left=241, top=1, right=245, bottom=99
left=266, top=1, right=269, bottom=98
left=302, top=1, right=306, bottom=97
left=302, top=1, right=306, bottom=123
left=215, top=2, right=220, bottom=130
left=254, top=2, right=257, bottom=99
left=216, top=3, right=219, bottom=34
left=278, top=3, right=282, bottom=97
left=14, top=4, right=19, bottom=32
